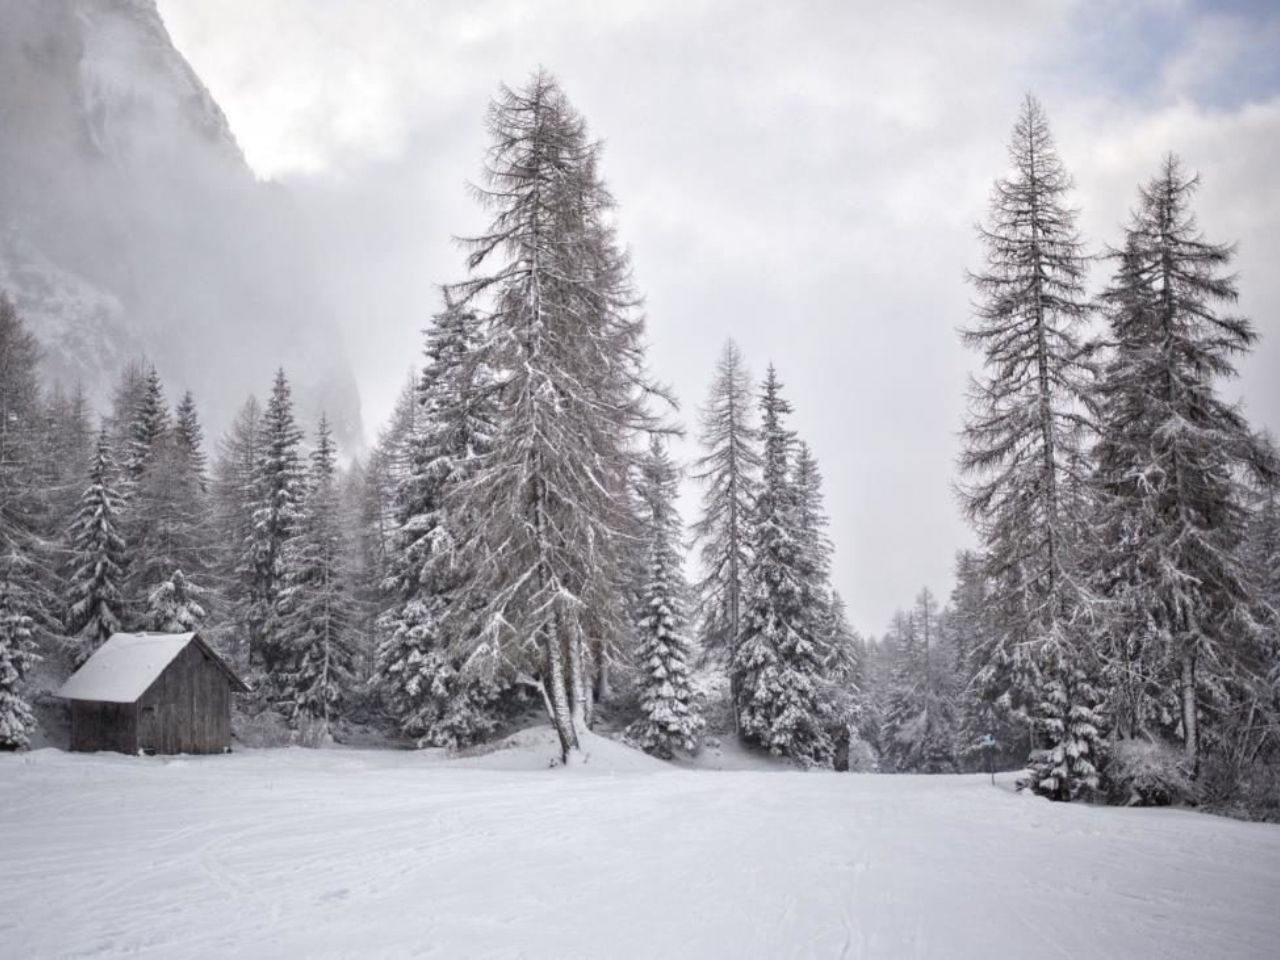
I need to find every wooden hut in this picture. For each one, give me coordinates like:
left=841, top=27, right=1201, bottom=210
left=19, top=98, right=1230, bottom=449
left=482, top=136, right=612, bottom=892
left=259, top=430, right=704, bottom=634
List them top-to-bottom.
left=57, top=632, right=249, bottom=755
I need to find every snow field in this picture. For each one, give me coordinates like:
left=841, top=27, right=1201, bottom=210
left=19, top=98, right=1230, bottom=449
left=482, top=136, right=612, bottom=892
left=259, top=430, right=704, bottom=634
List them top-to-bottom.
left=2, top=728, right=1279, bottom=959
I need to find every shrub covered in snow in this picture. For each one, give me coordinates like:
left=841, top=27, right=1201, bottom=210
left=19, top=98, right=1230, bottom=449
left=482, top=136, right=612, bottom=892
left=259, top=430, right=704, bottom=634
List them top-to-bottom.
left=1102, top=738, right=1198, bottom=807
left=1200, top=755, right=1280, bottom=823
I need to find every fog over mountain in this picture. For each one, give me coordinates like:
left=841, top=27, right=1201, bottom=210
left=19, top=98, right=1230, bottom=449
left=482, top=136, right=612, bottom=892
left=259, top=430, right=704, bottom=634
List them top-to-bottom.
left=0, top=0, right=362, bottom=446
left=5, top=0, right=1278, bottom=635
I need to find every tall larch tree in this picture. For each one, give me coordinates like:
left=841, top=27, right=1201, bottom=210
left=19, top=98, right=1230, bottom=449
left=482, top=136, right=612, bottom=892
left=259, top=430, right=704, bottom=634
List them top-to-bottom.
left=447, top=71, right=664, bottom=763
left=960, top=95, right=1100, bottom=799
left=1093, top=156, right=1274, bottom=775
left=691, top=339, right=761, bottom=687
left=732, top=366, right=833, bottom=766
left=65, top=429, right=126, bottom=665
left=628, top=436, right=703, bottom=758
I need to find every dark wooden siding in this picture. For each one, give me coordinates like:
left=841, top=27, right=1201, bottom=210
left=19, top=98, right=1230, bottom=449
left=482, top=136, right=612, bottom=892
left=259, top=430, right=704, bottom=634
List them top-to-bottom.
left=136, top=642, right=233, bottom=755
left=69, top=701, right=139, bottom=754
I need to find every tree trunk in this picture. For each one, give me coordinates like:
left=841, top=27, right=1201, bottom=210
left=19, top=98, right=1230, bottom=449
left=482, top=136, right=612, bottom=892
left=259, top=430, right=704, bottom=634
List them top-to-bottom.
left=543, top=620, right=581, bottom=764
left=566, top=621, right=590, bottom=758
left=1181, top=652, right=1199, bottom=777
left=595, top=655, right=612, bottom=703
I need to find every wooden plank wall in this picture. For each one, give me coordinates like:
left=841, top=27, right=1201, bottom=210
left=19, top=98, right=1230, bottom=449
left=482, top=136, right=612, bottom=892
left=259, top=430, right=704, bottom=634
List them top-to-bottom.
left=136, top=643, right=233, bottom=754
left=70, top=702, right=138, bottom=753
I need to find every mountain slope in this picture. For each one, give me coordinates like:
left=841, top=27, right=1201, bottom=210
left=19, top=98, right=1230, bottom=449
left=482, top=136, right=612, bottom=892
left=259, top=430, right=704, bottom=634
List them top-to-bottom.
left=0, top=0, right=361, bottom=445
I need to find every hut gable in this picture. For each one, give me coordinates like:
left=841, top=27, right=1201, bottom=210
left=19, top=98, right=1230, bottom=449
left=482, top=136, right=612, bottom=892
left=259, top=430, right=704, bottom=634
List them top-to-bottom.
left=56, top=633, right=248, bottom=755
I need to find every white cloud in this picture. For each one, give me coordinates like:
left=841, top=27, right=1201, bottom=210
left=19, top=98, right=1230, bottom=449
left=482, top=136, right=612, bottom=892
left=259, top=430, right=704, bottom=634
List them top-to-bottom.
left=159, top=0, right=1280, bottom=635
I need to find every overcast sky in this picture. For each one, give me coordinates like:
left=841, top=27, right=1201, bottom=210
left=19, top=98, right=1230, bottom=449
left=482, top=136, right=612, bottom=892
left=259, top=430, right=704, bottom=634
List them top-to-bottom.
left=159, top=0, right=1280, bottom=638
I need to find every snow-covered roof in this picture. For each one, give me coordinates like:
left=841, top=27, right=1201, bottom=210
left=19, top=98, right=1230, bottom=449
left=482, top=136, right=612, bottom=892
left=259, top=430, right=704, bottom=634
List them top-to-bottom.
left=57, top=633, right=247, bottom=703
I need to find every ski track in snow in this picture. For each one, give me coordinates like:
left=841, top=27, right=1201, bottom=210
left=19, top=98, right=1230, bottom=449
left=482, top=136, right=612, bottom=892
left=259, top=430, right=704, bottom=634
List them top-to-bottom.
left=2, top=735, right=1279, bottom=959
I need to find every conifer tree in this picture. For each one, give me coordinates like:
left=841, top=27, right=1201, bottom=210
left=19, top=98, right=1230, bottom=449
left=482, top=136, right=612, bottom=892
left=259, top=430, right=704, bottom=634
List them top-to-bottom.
left=446, top=71, right=664, bottom=762
left=960, top=96, right=1099, bottom=797
left=1093, top=156, right=1274, bottom=774
left=0, top=296, right=46, bottom=572
left=0, top=298, right=51, bottom=746
left=375, top=304, right=500, bottom=748
left=691, top=339, right=761, bottom=677
left=124, top=365, right=170, bottom=484
left=733, top=366, right=833, bottom=766
left=240, top=370, right=306, bottom=675
left=122, top=377, right=213, bottom=626
left=42, top=385, right=94, bottom=537
left=174, top=391, right=209, bottom=492
left=213, top=396, right=262, bottom=663
left=277, top=417, right=355, bottom=741
left=66, top=429, right=126, bottom=664
left=628, top=437, right=703, bottom=758
left=793, top=442, right=841, bottom=661
left=1248, top=451, right=1280, bottom=648
left=947, top=550, right=1025, bottom=768
left=0, top=558, right=39, bottom=750
left=145, top=570, right=207, bottom=633
left=879, top=591, right=960, bottom=773
left=824, top=592, right=862, bottom=691
left=1024, top=644, right=1104, bottom=800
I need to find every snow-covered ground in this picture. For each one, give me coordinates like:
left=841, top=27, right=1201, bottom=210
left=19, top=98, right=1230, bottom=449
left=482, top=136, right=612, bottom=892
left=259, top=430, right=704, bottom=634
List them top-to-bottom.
left=2, top=728, right=1279, bottom=959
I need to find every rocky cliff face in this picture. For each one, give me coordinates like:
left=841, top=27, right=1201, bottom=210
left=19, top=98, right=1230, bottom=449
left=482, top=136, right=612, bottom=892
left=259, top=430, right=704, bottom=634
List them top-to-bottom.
left=0, top=0, right=362, bottom=446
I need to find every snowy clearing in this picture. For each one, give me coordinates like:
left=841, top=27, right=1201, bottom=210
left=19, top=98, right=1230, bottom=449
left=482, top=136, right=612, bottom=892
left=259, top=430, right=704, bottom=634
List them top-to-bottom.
left=2, top=729, right=1279, bottom=959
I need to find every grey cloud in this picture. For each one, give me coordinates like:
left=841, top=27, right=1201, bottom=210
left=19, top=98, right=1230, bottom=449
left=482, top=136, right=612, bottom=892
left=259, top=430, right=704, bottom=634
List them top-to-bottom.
left=160, top=0, right=1280, bottom=635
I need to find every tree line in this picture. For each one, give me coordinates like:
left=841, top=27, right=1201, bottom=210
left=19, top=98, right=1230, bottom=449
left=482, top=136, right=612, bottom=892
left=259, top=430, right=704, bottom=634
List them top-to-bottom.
left=0, top=70, right=859, bottom=767
left=0, top=79, right=1275, bottom=814
left=865, top=97, right=1279, bottom=817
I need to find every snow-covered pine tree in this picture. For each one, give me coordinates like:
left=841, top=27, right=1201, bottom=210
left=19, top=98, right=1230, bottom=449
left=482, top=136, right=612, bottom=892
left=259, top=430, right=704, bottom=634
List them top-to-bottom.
left=446, top=71, right=664, bottom=763
left=960, top=96, right=1100, bottom=799
left=1092, top=156, right=1274, bottom=775
left=0, top=297, right=48, bottom=748
left=374, top=302, right=501, bottom=749
left=691, top=339, right=761, bottom=684
left=123, top=365, right=170, bottom=484
left=732, top=366, right=833, bottom=766
left=239, top=369, right=306, bottom=676
left=354, top=375, right=420, bottom=611
left=122, top=377, right=213, bottom=629
left=41, top=384, right=93, bottom=541
left=174, top=391, right=209, bottom=493
left=165, top=392, right=215, bottom=587
left=213, top=396, right=262, bottom=665
left=277, top=417, right=355, bottom=742
left=65, top=429, right=127, bottom=665
left=628, top=436, right=703, bottom=758
left=792, top=441, right=864, bottom=745
left=1248, top=442, right=1280, bottom=658
left=793, top=443, right=841, bottom=662
left=1239, top=449, right=1280, bottom=775
left=947, top=549, right=1024, bottom=769
left=0, top=558, right=39, bottom=750
left=145, top=569, right=207, bottom=633
left=821, top=590, right=868, bottom=769
left=879, top=590, right=960, bottom=773
left=1024, top=643, right=1104, bottom=800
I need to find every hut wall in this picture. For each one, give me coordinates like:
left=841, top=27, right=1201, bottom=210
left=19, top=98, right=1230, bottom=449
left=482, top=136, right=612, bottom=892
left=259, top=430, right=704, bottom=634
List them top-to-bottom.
left=137, top=642, right=233, bottom=755
left=69, top=701, right=139, bottom=754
